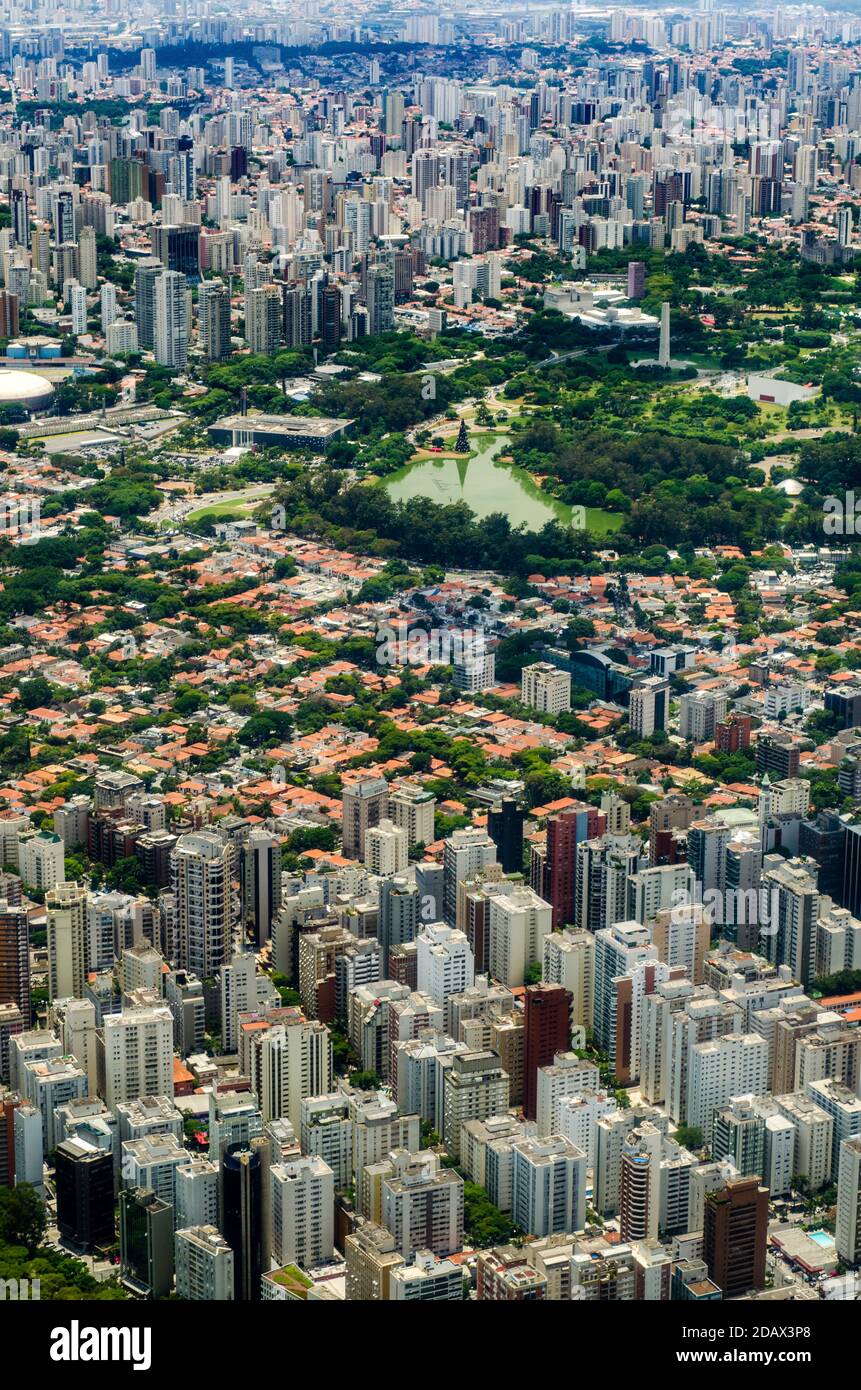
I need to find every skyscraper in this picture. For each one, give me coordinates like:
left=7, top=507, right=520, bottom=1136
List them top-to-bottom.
left=384, top=90, right=405, bottom=137
left=11, top=188, right=28, bottom=247
left=77, top=225, right=97, bottom=288
left=134, top=257, right=163, bottom=350
left=627, top=260, right=645, bottom=299
left=366, top=262, right=394, bottom=335
left=154, top=269, right=189, bottom=367
left=198, top=279, right=231, bottom=361
left=321, top=282, right=342, bottom=351
left=246, top=283, right=282, bottom=354
left=282, top=283, right=312, bottom=347
left=658, top=301, right=671, bottom=368
left=629, top=676, right=669, bottom=737
left=342, top=779, right=389, bottom=861
left=487, top=798, right=525, bottom=874
left=540, top=804, right=604, bottom=930
left=241, top=829, right=281, bottom=949
left=171, top=831, right=232, bottom=980
left=46, top=882, right=88, bottom=1002
left=0, top=903, right=30, bottom=1025
left=523, top=983, right=572, bottom=1120
left=55, top=1135, right=115, bottom=1250
left=222, top=1141, right=264, bottom=1302
left=703, top=1176, right=768, bottom=1298
left=119, top=1187, right=174, bottom=1298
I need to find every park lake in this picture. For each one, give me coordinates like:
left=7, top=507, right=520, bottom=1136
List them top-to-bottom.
left=381, top=434, right=622, bottom=537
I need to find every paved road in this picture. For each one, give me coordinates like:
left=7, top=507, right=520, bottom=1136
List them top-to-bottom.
left=157, top=483, right=275, bottom=526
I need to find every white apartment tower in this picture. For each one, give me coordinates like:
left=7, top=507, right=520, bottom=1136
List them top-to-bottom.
left=521, top=662, right=571, bottom=715
left=389, top=785, right=436, bottom=850
left=365, top=819, right=408, bottom=876
left=47, top=882, right=88, bottom=1001
left=488, top=886, right=553, bottom=988
left=417, top=923, right=475, bottom=1031
left=542, top=927, right=595, bottom=1031
left=102, top=1005, right=174, bottom=1111
left=686, top=1033, right=769, bottom=1137
left=511, top=1136, right=587, bottom=1237
left=836, top=1136, right=861, bottom=1266
left=270, top=1156, right=335, bottom=1269
left=175, top=1225, right=234, bottom=1300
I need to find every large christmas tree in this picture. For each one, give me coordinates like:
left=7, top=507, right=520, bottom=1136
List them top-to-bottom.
left=454, top=418, right=469, bottom=453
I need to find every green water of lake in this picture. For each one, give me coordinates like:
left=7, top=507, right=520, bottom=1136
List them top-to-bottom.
left=381, top=434, right=621, bottom=536
left=382, top=434, right=573, bottom=528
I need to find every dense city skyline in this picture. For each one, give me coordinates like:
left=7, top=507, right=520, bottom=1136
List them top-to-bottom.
left=0, top=0, right=859, bottom=1346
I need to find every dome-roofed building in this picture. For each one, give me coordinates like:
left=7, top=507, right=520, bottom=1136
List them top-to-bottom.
left=0, top=369, right=54, bottom=412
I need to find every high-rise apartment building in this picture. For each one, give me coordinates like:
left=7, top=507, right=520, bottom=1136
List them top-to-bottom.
left=134, top=257, right=163, bottom=350
left=153, top=268, right=189, bottom=367
left=198, top=278, right=231, bottom=360
left=246, top=283, right=282, bottom=354
left=521, top=662, right=571, bottom=714
left=342, top=779, right=389, bottom=861
left=389, top=784, right=436, bottom=851
left=539, top=804, right=605, bottom=930
left=365, top=819, right=408, bottom=876
left=442, top=828, right=497, bottom=926
left=241, top=829, right=281, bottom=948
left=171, top=832, right=232, bottom=980
left=47, top=882, right=88, bottom=1001
left=488, top=886, right=553, bottom=989
left=0, top=902, right=30, bottom=1025
left=593, top=921, right=659, bottom=1084
left=417, top=923, right=475, bottom=1030
left=523, top=983, right=572, bottom=1120
left=102, top=1005, right=174, bottom=1111
left=441, top=1049, right=509, bottom=1159
left=836, top=1135, right=861, bottom=1266
left=511, top=1136, right=587, bottom=1237
left=381, top=1150, right=464, bottom=1259
left=270, top=1156, right=335, bottom=1269
left=703, top=1176, right=768, bottom=1298
left=345, top=1219, right=404, bottom=1299
left=175, top=1224, right=234, bottom=1300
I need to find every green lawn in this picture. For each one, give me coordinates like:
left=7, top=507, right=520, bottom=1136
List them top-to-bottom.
left=186, top=499, right=262, bottom=523
left=584, top=508, right=624, bottom=537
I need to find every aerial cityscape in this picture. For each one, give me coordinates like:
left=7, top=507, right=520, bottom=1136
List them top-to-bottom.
left=0, top=0, right=861, bottom=1330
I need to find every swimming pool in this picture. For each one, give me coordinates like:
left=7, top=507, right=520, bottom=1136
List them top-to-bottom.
left=808, top=1229, right=835, bottom=1249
